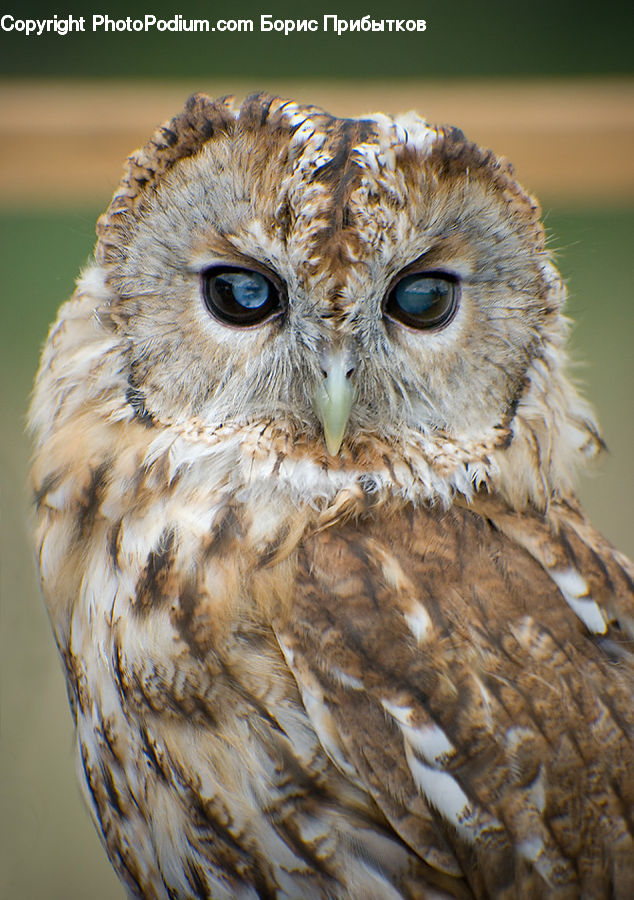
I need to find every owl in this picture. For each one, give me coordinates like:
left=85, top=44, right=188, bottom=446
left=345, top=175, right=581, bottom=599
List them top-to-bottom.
left=29, top=92, right=633, bottom=899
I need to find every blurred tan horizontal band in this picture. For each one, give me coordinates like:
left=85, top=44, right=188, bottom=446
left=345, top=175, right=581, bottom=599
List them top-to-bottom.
left=1, top=78, right=633, bottom=208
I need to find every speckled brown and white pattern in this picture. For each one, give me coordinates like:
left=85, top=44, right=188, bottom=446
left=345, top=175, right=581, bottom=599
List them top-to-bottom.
left=30, top=93, right=633, bottom=898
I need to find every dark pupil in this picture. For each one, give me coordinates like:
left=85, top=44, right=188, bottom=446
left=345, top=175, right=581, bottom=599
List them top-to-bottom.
left=215, top=272, right=270, bottom=309
left=395, top=275, right=450, bottom=315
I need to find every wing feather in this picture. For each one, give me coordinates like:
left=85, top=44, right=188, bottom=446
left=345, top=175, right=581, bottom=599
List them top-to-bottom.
left=274, top=499, right=634, bottom=897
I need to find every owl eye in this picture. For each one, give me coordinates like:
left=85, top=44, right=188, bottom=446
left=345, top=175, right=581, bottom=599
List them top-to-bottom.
left=202, top=266, right=283, bottom=326
left=384, top=273, right=459, bottom=330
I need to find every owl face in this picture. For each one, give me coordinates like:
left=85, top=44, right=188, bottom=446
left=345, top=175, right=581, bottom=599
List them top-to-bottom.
left=101, top=94, right=554, bottom=460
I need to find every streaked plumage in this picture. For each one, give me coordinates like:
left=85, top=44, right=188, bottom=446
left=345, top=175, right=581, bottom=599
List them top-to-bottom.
left=30, top=92, right=634, bottom=899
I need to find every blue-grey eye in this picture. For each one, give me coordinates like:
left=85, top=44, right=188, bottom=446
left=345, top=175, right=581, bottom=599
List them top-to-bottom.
left=202, top=266, right=283, bottom=326
left=384, top=273, right=458, bottom=330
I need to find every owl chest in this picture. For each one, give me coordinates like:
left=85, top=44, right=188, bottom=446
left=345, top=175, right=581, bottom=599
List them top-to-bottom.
left=67, top=480, right=317, bottom=755
left=64, top=489, right=383, bottom=898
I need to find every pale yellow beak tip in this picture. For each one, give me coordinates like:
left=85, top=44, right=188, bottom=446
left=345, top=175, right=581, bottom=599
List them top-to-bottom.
left=324, top=429, right=345, bottom=457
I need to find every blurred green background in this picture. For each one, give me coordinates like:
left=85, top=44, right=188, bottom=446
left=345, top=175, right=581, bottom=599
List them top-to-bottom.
left=1, top=1, right=632, bottom=898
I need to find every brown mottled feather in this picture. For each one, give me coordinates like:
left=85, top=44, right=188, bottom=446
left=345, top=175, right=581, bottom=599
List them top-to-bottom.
left=276, top=500, right=634, bottom=897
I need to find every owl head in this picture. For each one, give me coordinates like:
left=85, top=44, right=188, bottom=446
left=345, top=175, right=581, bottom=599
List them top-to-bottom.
left=74, top=92, right=600, bottom=509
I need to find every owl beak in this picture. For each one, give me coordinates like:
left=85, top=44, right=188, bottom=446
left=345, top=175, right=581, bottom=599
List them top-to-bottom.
left=313, top=347, right=357, bottom=456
